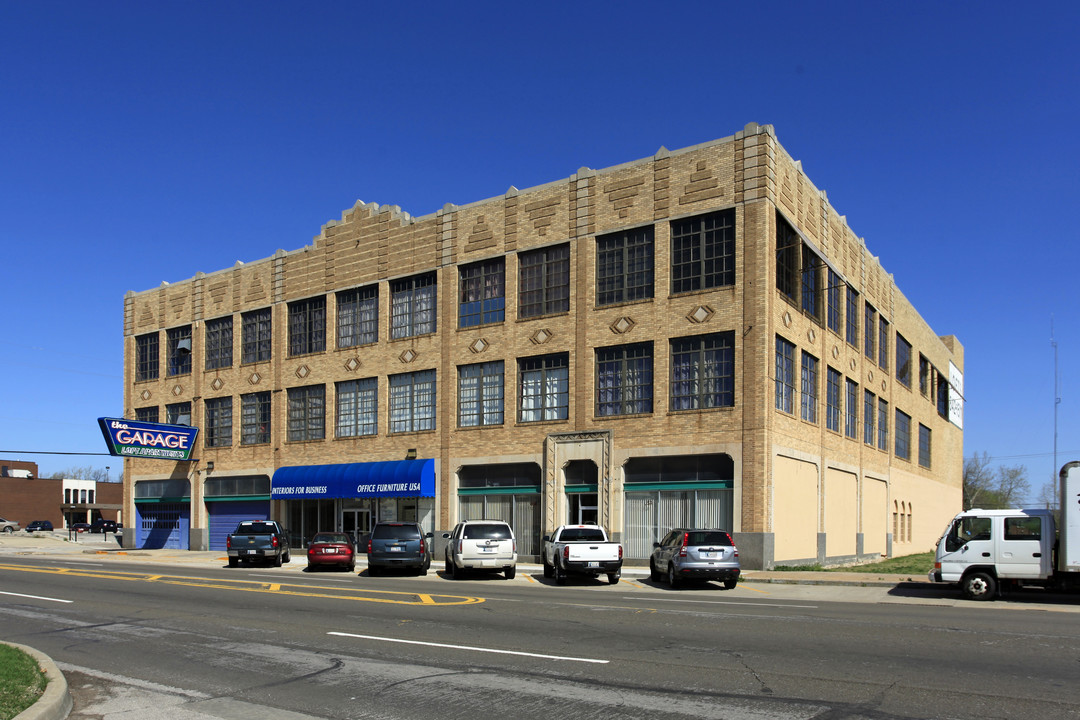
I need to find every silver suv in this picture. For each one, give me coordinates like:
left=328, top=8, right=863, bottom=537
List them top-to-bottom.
left=0, top=517, right=20, bottom=533
left=443, top=520, right=517, bottom=579
left=650, top=528, right=740, bottom=589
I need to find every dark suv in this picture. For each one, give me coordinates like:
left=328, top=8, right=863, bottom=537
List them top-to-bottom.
left=90, top=519, right=118, bottom=534
left=366, top=522, right=432, bottom=576
left=650, top=528, right=740, bottom=589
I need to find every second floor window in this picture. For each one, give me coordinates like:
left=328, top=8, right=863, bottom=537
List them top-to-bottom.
left=672, top=209, right=735, bottom=294
left=596, top=226, right=654, bottom=306
left=519, top=244, right=570, bottom=318
left=459, top=259, right=505, bottom=327
left=391, top=273, right=437, bottom=338
left=337, top=286, right=378, bottom=348
left=288, top=296, right=326, bottom=356
left=241, top=307, right=272, bottom=364
left=205, top=316, right=233, bottom=370
left=166, top=325, right=192, bottom=376
left=135, top=332, right=159, bottom=381
left=670, top=332, right=734, bottom=411
left=896, top=334, right=913, bottom=388
left=775, top=336, right=795, bottom=414
left=596, top=343, right=653, bottom=417
left=801, top=352, right=818, bottom=423
left=519, top=353, right=569, bottom=422
left=458, top=361, right=504, bottom=427
left=826, top=367, right=841, bottom=433
left=389, top=370, right=436, bottom=433
left=336, top=378, right=378, bottom=437
left=845, top=379, right=858, bottom=439
left=287, top=384, right=325, bottom=442
left=864, top=390, right=876, bottom=445
left=240, top=391, right=271, bottom=445
left=204, top=397, right=232, bottom=448
left=878, top=398, right=889, bottom=451
left=166, top=401, right=191, bottom=426
left=135, top=406, right=158, bottom=423
left=895, top=408, right=912, bottom=460
left=919, top=424, right=932, bottom=468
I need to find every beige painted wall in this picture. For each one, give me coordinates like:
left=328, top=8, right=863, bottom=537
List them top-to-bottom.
left=774, top=454, right=818, bottom=561
left=825, top=467, right=857, bottom=556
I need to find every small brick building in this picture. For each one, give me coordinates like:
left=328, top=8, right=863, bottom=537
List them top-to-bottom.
left=1, top=461, right=123, bottom=528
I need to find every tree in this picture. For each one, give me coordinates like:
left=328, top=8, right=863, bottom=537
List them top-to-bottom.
left=963, top=451, right=996, bottom=509
left=963, top=452, right=1031, bottom=510
left=47, top=465, right=114, bottom=483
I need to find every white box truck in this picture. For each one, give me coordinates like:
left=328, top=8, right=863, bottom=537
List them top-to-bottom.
left=929, top=460, right=1080, bottom=600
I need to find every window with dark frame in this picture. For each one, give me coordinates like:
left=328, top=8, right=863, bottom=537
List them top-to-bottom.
left=671, top=209, right=735, bottom=294
left=775, top=214, right=799, bottom=302
left=596, top=226, right=654, bottom=306
left=519, top=244, right=570, bottom=318
left=801, top=245, right=822, bottom=322
left=459, top=258, right=505, bottom=327
left=826, top=270, right=842, bottom=334
left=391, top=273, right=437, bottom=338
left=337, top=285, right=379, bottom=348
left=845, top=286, right=859, bottom=347
left=288, top=297, right=326, bottom=356
left=864, top=303, right=876, bottom=360
left=241, top=307, right=272, bottom=364
left=205, top=316, right=233, bottom=371
left=878, top=317, right=890, bottom=370
left=166, top=326, right=192, bottom=376
left=669, top=331, right=735, bottom=411
left=135, top=332, right=159, bottom=381
left=896, top=333, right=913, bottom=387
left=775, top=336, right=795, bottom=414
left=596, top=343, right=653, bottom=417
left=801, top=352, right=818, bottom=423
left=519, top=353, right=569, bottom=422
left=919, top=354, right=931, bottom=396
left=458, top=361, right=504, bottom=427
left=826, top=367, right=842, bottom=433
left=389, top=370, right=437, bottom=433
left=937, top=372, right=950, bottom=418
left=336, top=378, right=377, bottom=437
left=845, top=378, right=858, bottom=439
left=287, top=384, right=325, bottom=441
left=864, top=390, right=876, bottom=445
left=240, top=391, right=271, bottom=445
left=204, top=397, right=232, bottom=448
left=878, top=398, right=889, bottom=451
left=166, top=401, right=191, bottom=426
left=135, top=406, right=158, bottom=423
left=895, top=408, right=911, bottom=460
left=918, top=423, right=932, bottom=468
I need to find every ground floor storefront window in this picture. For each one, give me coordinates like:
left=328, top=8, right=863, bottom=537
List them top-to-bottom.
left=458, top=463, right=541, bottom=556
left=285, top=497, right=435, bottom=549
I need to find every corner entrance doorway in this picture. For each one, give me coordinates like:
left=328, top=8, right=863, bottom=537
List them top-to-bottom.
left=342, top=508, right=371, bottom=548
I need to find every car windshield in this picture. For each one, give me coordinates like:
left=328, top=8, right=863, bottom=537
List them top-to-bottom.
left=237, top=522, right=275, bottom=534
left=372, top=524, right=421, bottom=540
left=463, top=524, right=511, bottom=540
left=686, top=531, right=732, bottom=546
left=312, top=533, right=350, bottom=544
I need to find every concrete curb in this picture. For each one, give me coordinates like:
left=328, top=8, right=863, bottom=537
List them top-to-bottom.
left=5, top=641, right=73, bottom=720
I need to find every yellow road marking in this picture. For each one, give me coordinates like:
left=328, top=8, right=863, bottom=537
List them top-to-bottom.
left=0, top=563, right=483, bottom=606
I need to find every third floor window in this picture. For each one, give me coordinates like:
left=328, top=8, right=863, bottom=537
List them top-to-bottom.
left=671, top=209, right=735, bottom=294
left=596, top=226, right=654, bottom=306
left=519, top=244, right=570, bottom=318
left=288, top=297, right=326, bottom=356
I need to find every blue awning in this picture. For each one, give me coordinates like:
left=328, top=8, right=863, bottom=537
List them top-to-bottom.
left=270, top=459, right=435, bottom=500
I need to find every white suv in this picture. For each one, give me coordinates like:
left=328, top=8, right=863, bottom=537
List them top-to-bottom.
left=443, top=520, right=517, bottom=579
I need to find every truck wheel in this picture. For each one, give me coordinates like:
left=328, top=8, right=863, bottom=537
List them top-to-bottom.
left=283, top=550, right=291, bottom=563
left=274, top=553, right=282, bottom=568
left=228, top=557, right=238, bottom=568
left=543, top=558, right=554, bottom=578
left=649, top=559, right=661, bottom=582
left=555, top=564, right=566, bottom=586
left=667, top=564, right=681, bottom=589
left=505, top=566, right=516, bottom=580
left=607, top=571, right=620, bottom=585
left=962, top=571, right=997, bottom=601
left=723, top=578, right=738, bottom=590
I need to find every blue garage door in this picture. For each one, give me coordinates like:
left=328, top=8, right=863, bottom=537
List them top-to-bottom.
left=208, top=501, right=270, bottom=551
left=136, top=502, right=190, bottom=549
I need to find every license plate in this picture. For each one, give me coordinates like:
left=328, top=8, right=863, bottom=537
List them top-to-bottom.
left=390, top=546, right=403, bottom=552
left=479, top=546, right=496, bottom=552
left=325, top=548, right=338, bottom=554
left=244, top=549, right=257, bottom=555
left=703, top=551, right=717, bottom=559
left=587, top=561, right=599, bottom=568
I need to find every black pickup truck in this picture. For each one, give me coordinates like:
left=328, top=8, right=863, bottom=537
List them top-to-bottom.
left=226, top=520, right=291, bottom=567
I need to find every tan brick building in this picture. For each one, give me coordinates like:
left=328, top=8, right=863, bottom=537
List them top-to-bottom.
left=120, top=123, right=963, bottom=568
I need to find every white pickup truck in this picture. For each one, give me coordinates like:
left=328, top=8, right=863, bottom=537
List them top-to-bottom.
left=542, top=524, right=623, bottom=585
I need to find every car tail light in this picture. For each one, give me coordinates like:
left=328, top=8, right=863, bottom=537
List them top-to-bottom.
left=679, top=532, right=689, bottom=558
left=271, top=535, right=279, bottom=549
left=226, top=536, right=232, bottom=550
left=367, top=538, right=373, bottom=553
left=419, top=538, right=426, bottom=555
left=513, top=539, right=517, bottom=554
left=458, top=540, right=463, bottom=555
left=563, top=545, right=570, bottom=560
left=618, top=545, right=623, bottom=560
left=733, top=547, right=739, bottom=558
left=934, top=562, right=941, bottom=570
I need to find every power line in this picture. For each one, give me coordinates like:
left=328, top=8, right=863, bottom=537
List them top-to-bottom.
left=0, top=450, right=112, bottom=456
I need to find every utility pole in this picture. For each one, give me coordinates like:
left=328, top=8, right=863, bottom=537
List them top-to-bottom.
left=1053, top=316, right=1061, bottom=508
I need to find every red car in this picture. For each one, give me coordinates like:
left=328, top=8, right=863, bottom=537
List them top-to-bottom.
left=306, top=532, right=356, bottom=572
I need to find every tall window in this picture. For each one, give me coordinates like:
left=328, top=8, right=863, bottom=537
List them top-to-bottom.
left=671, top=209, right=735, bottom=294
left=775, top=214, right=799, bottom=302
left=596, top=226, right=654, bottom=306
left=519, top=244, right=570, bottom=318
left=801, top=245, right=822, bottom=322
left=459, top=258, right=505, bottom=327
left=826, top=270, right=842, bottom=334
left=390, top=273, right=437, bottom=338
left=337, top=285, right=378, bottom=348
left=845, top=286, right=859, bottom=347
left=288, top=296, right=326, bottom=356
left=864, top=303, right=877, bottom=360
left=241, top=307, right=272, bottom=364
left=205, top=316, right=233, bottom=370
left=878, top=317, right=890, bottom=370
left=166, top=325, right=192, bottom=376
left=135, top=332, right=159, bottom=381
left=670, top=332, right=735, bottom=410
left=896, top=334, right=913, bottom=387
left=774, top=336, right=796, bottom=414
left=596, top=343, right=653, bottom=416
left=800, top=352, right=818, bottom=423
left=519, top=354, right=569, bottom=422
left=919, top=354, right=932, bottom=396
left=458, top=361, right=504, bottom=427
left=826, top=367, right=842, bottom=433
left=389, top=370, right=437, bottom=432
left=937, top=373, right=950, bottom=418
left=336, top=378, right=378, bottom=437
left=845, top=379, right=858, bottom=439
left=287, top=385, right=325, bottom=441
left=864, top=390, right=876, bottom=445
left=240, top=391, right=271, bottom=445
left=204, top=397, right=232, bottom=448
left=878, top=398, right=889, bottom=451
left=166, top=401, right=191, bottom=426
left=135, top=406, right=158, bottom=423
left=895, top=409, right=911, bottom=460
left=918, top=424, right=932, bottom=468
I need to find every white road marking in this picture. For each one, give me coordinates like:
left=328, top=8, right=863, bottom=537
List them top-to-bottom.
left=0, top=590, right=72, bottom=603
left=623, top=596, right=818, bottom=609
left=329, top=631, right=609, bottom=664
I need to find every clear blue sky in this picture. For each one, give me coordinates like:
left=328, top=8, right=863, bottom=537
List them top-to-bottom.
left=1, top=2, right=1077, bottom=500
